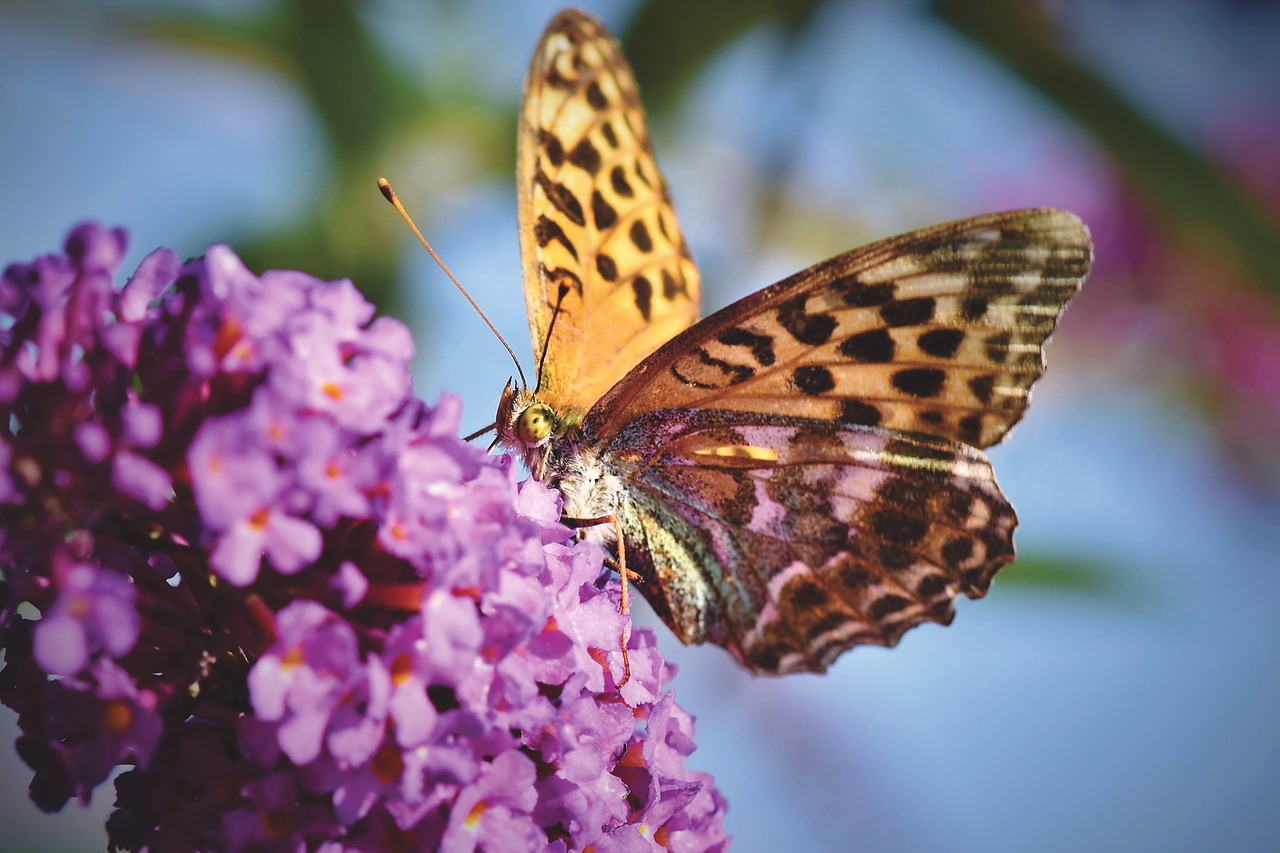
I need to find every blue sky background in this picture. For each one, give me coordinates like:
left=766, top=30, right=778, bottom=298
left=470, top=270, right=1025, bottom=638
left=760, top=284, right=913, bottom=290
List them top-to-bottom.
left=2, top=1, right=1278, bottom=850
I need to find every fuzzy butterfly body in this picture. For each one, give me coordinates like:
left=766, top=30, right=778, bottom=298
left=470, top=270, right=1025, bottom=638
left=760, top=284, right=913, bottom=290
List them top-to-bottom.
left=496, top=10, right=1092, bottom=674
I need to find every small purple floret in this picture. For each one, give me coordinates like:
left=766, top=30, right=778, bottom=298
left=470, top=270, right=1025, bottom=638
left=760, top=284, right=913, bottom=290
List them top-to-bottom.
left=33, top=562, right=139, bottom=676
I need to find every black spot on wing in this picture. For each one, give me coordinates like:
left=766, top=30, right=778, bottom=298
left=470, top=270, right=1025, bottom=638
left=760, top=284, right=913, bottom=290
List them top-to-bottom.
left=544, top=63, right=572, bottom=90
left=585, top=80, right=608, bottom=109
left=601, top=121, right=619, bottom=149
left=538, top=130, right=565, bottom=167
left=568, top=138, right=601, bottom=174
left=610, top=165, right=634, bottom=198
left=536, top=173, right=585, bottom=226
left=592, top=190, right=617, bottom=229
left=534, top=215, right=577, bottom=259
left=629, top=220, right=653, bottom=253
left=596, top=253, right=617, bottom=281
left=662, top=270, right=684, bottom=299
left=632, top=275, right=652, bottom=321
left=836, top=280, right=895, bottom=307
left=777, top=296, right=836, bottom=345
left=881, top=297, right=936, bottom=327
left=961, top=297, right=988, bottom=322
left=717, top=327, right=776, bottom=366
left=839, top=329, right=895, bottom=363
left=918, top=329, right=965, bottom=359
left=983, top=332, right=1012, bottom=365
left=690, top=348, right=754, bottom=386
left=793, top=365, right=835, bottom=395
left=891, top=368, right=946, bottom=398
left=968, top=374, right=995, bottom=405
left=840, top=400, right=882, bottom=426
left=957, top=414, right=983, bottom=445
left=867, top=504, right=928, bottom=546
left=941, top=536, right=974, bottom=567
left=839, top=563, right=874, bottom=590
left=917, top=574, right=949, bottom=598
left=786, top=578, right=830, bottom=609
left=869, top=594, right=912, bottom=620
left=747, top=644, right=782, bottom=673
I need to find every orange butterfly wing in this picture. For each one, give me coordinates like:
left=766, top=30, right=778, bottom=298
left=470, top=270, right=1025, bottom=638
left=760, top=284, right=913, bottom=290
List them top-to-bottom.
left=517, top=9, right=700, bottom=413
left=587, top=208, right=1092, bottom=450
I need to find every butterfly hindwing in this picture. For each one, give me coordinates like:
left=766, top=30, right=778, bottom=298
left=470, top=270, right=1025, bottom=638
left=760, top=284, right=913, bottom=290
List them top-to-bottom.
left=518, top=10, right=700, bottom=413
left=588, top=209, right=1091, bottom=449
left=597, top=408, right=1015, bottom=673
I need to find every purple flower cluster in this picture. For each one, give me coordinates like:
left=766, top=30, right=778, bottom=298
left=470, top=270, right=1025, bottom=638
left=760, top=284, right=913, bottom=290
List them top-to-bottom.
left=0, top=224, right=728, bottom=851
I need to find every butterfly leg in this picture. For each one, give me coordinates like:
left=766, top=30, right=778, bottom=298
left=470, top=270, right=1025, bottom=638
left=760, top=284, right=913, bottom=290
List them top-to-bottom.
left=563, top=513, right=632, bottom=688
left=562, top=514, right=629, bottom=608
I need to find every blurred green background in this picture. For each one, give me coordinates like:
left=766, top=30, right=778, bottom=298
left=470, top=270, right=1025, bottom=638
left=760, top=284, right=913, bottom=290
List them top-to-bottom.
left=2, top=0, right=1278, bottom=850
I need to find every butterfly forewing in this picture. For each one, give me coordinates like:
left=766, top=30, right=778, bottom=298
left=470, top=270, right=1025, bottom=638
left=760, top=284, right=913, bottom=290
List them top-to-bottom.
left=518, top=10, right=700, bottom=413
left=587, top=209, right=1091, bottom=450
left=598, top=409, right=1015, bottom=673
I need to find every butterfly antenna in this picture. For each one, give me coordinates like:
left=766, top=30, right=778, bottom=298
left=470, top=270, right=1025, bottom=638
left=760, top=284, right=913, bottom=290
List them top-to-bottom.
left=378, top=178, right=527, bottom=389
left=534, top=282, right=570, bottom=395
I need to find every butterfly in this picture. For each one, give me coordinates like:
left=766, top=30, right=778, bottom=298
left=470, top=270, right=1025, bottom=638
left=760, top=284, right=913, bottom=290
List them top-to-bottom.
left=492, top=9, right=1092, bottom=675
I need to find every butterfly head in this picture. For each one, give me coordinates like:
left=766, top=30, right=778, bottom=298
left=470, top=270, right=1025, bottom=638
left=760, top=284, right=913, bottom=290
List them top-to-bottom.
left=493, top=380, right=584, bottom=472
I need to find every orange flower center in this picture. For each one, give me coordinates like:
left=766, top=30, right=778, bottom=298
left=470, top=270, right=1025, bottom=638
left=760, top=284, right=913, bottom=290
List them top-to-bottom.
left=101, top=700, right=132, bottom=734
left=372, top=744, right=405, bottom=785
left=464, top=800, right=487, bottom=829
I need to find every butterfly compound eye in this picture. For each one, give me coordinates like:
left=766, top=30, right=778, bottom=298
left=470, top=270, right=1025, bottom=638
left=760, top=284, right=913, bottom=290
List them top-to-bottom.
left=517, top=403, right=556, bottom=444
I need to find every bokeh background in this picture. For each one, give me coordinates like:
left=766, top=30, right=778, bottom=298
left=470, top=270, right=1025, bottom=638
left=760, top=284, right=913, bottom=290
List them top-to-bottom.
left=2, top=0, right=1279, bottom=850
